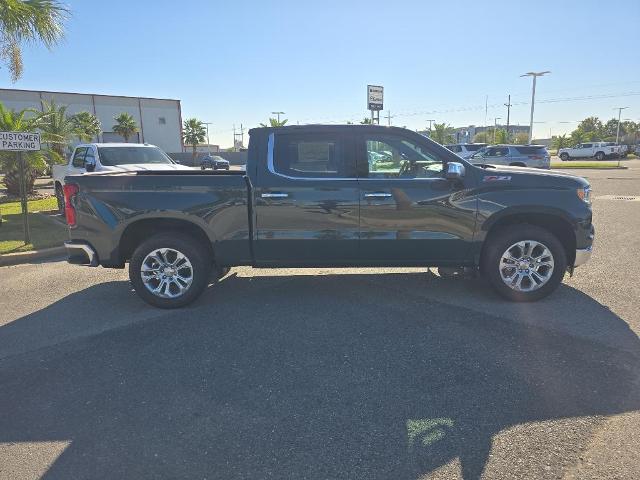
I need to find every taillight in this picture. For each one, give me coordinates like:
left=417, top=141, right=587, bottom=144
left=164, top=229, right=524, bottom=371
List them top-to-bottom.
left=63, top=183, right=79, bottom=227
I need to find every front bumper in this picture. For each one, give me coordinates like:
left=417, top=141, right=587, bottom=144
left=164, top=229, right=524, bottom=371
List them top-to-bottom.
left=65, top=241, right=98, bottom=267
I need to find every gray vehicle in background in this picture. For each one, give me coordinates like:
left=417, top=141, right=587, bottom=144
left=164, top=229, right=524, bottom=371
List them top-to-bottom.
left=445, top=143, right=488, bottom=159
left=469, top=145, right=551, bottom=169
left=200, top=154, right=230, bottom=170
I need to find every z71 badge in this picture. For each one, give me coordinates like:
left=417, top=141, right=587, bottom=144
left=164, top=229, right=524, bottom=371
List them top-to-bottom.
left=483, top=175, right=512, bottom=182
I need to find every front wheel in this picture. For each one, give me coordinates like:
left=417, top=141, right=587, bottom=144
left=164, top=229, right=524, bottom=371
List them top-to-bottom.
left=481, top=224, right=567, bottom=302
left=129, top=233, right=212, bottom=308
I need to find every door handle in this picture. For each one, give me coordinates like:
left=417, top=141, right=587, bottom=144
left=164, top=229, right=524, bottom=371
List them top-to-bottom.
left=261, top=192, right=289, bottom=198
left=364, top=192, right=392, bottom=199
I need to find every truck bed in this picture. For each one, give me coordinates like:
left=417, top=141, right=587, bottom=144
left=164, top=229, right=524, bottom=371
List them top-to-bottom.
left=66, top=170, right=253, bottom=267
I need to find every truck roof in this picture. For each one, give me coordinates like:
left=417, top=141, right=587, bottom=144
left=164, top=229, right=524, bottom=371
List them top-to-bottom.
left=248, top=124, right=415, bottom=135
left=75, top=143, right=159, bottom=148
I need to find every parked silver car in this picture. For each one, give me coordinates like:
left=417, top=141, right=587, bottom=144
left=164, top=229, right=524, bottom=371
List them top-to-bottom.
left=469, top=145, right=551, bottom=169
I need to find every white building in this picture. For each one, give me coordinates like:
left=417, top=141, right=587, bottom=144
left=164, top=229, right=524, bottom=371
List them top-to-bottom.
left=0, top=88, right=184, bottom=153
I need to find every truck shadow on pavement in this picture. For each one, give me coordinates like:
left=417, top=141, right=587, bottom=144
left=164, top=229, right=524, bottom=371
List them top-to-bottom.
left=0, top=272, right=639, bottom=479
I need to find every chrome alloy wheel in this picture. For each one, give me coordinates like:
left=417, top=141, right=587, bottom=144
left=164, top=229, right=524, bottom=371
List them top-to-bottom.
left=499, top=240, right=555, bottom=292
left=141, top=248, right=194, bottom=298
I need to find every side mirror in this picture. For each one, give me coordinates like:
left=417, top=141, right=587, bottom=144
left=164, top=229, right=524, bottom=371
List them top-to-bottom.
left=84, top=157, right=96, bottom=172
left=446, top=162, right=465, bottom=180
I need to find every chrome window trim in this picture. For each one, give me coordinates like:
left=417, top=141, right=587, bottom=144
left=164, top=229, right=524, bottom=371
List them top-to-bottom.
left=267, top=132, right=447, bottom=182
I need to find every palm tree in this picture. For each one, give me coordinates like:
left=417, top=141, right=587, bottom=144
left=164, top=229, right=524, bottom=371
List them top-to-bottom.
left=0, top=0, right=68, bottom=82
left=38, top=98, right=77, bottom=166
left=0, top=102, right=47, bottom=195
left=71, top=111, right=101, bottom=142
left=112, top=113, right=138, bottom=142
left=259, top=117, right=288, bottom=127
left=182, top=118, right=206, bottom=159
left=430, top=122, right=454, bottom=144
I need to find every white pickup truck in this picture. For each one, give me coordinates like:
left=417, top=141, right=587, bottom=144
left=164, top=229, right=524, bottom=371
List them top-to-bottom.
left=558, top=142, right=623, bottom=161
left=52, top=143, right=192, bottom=212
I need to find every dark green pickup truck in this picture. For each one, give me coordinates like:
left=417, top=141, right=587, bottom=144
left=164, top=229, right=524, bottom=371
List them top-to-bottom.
left=63, top=125, right=594, bottom=308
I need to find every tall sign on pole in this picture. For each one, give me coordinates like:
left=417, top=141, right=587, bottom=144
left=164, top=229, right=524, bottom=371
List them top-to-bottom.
left=367, top=85, right=383, bottom=125
left=0, top=131, right=42, bottom=244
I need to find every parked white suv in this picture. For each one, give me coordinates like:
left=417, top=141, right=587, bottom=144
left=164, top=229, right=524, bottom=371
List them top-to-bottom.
left=558, top=142, right=622, bottom=161
left=52, top=143, right=191, bottom=212
left=445, top=143, right=488, bottom=159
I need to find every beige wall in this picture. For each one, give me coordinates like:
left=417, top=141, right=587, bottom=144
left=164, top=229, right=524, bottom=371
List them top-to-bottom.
left=0, top=89, right=183, bottom=153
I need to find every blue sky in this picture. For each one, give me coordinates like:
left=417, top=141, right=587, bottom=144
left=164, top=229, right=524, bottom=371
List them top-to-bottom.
left=11, top=0, right=640, bottom=147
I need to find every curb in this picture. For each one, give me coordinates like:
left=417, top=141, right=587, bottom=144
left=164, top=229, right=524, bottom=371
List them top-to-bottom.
left=0, top=246, right=66, bottom=267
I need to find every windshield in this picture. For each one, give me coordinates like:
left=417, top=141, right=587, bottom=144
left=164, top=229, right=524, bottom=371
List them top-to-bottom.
left=97, top=146, right=174, bottom=166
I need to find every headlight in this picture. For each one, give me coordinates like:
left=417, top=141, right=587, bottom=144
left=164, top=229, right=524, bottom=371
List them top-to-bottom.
left=577, top=186, right=591, bottom=204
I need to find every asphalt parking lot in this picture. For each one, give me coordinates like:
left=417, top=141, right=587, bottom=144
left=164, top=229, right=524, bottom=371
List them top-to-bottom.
left=1, top=160, right=639, bottom=480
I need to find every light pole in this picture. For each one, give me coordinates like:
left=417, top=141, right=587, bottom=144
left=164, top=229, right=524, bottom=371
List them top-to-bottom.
left=521, top=71, right=550, bottom=144
left=614, top=107, right=628, bottom=144
left=271, top=111, right=285, bottom=124
left=493, top=117, right=501, bottom=144
left=203, top=122, right=213, bottom=153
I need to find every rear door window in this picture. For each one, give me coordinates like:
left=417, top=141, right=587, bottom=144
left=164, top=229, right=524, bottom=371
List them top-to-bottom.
left=273, top=133, right=354, bottom=178
left=514, top=146, right=547, bottom=155
left=485, top=147, right=509, bottom=157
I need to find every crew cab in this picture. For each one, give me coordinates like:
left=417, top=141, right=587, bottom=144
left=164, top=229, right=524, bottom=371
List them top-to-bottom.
left=63, top=125, right=594, bottom=308
left=558, top=142, right=623, bottom=161
left=52, top=143, right=192, bottom=212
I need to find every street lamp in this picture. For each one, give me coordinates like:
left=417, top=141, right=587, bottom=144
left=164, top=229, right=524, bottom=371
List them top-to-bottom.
left=521, top=71, right=550, bottom=143
left=613, top=107, right=628, bottom=144
left=493, top=117, right=501, bottom=143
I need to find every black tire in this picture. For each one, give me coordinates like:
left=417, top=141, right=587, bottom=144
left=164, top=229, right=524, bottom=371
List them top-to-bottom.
left=595, top=151, right=605, bottom=161
left=559, top=153, right=569, bottom=161
left=509, top=162, right=526, bottom=167
left=201, top=165, right=206, bottom=170
left=55, top=183, right=65, bottom=214
left=481, top=224, right=567, bottom=302
left=129, top=233, right=212, bottom=308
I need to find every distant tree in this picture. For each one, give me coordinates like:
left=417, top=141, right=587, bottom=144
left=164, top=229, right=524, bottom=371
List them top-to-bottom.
left=0, top=0, right=68, bottom=82
left=70, top=111, right=101, bottom=142
left=112, top=113, right=138, bottom=142
left=577, top=116, right=603, bottom=137
left=260, top=117, right=288, bottom=127
left=182, top=118, right=206, bottom=159
left=360, top=118, right=372, bottom=125
left=601, top=118, right=624, bottom=139
left=430, top=122, right=454, bottom=144
left=494, top=129, right=508, bottom=144
left=570, top=129, right=586, bottom=146
left=472, top=132, right=490, bottom=143
left=513, top=132, right=529, bottom=145
left=551, top=134, right=570, bottom=150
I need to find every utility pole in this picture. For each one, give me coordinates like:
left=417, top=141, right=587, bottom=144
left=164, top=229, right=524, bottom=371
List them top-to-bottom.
left=521, top=71, right=550, bottom=144
left=484, top=95, right=488, bottom=129
left=504, top=95, right=512, bottom=141
left=614, top=107, right=628, bottom=144
left=384, top=110, right=394, bottom=126
left=271, top=111, right=285, bottom=124
left=493, top=117, right=501, bottom=144
left=426, top=119, right=435, bottom=134
left=203, top=122, right=213, bottom=153
left=233, top=123, right=245, bottom=151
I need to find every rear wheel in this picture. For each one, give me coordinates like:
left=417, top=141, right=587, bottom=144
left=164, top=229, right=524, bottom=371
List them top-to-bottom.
left=595, top=151, right=605, bottom=161
left=559, top=153, right=569, bottom=161
left=482, top=224, right=567, bottom=302
left=129, top=233, right=211, bottom=308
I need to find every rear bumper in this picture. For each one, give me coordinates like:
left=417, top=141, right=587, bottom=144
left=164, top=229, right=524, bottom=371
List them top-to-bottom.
left=65, top=241, right=98, bottom=267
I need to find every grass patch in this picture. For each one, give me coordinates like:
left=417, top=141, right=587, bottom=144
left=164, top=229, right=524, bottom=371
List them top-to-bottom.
left=550, top=161, right=625, bottom=169
left=0, top=197, right=67, bottom=254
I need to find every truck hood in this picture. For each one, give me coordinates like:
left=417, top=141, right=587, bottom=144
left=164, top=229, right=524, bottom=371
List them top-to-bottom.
left=100, top=163, right=194, bottom=172
left=474, top=164, right=589, bottom=187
